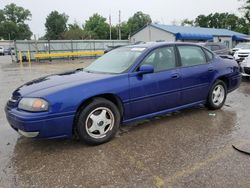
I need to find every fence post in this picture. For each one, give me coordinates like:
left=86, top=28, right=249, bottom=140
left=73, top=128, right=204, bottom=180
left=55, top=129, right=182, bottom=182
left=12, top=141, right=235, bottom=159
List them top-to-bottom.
left=34, top=35, right=39, bottom=63
left=14, top=40, right=18, bottom=63
left=28, top=40, right=31, bottom=63
left=48, top=40, right=52, bottom=62
left=71, top=40, right=74, bottom=60
left=93, top=41, right=96, bottom=58
left=27, top=50, right=31, bottom=65
left=19, top=51, right=23, bottom=66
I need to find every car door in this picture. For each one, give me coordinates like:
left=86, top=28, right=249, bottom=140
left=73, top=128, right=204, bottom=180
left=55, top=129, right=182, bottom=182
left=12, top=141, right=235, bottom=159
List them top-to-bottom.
left=177, top=45, right=215, bottom=105
left=128, top=46, right=182, bottom=119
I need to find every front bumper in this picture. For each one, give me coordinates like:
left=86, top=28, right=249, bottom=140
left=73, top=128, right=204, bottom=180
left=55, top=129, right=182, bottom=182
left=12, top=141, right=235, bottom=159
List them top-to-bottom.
left=234, top=54, right=249, bottom=63
left=240, top=63, right=250, bottom=77
left=5, top=106, right=75, bottom=139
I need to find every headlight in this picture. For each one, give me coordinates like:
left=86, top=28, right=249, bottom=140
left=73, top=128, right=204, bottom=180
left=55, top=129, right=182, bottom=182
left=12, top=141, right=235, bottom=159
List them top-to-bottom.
left=18, top=98, right=49, bottom=112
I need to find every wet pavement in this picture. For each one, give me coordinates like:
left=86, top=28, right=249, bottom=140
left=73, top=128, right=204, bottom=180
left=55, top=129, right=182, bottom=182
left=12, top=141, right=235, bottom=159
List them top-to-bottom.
left=0, top=56, right=250, bottom=187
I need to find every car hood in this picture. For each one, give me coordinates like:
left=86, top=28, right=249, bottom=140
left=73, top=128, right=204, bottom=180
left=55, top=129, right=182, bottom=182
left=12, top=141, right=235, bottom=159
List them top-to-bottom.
left=236, top=49, right=250, bottom=53
left=12, top=69, right=114, bottom=97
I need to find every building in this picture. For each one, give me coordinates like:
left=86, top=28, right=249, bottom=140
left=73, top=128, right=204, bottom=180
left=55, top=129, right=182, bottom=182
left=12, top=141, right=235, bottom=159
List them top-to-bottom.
left=130, top=23, right=249, bottom=48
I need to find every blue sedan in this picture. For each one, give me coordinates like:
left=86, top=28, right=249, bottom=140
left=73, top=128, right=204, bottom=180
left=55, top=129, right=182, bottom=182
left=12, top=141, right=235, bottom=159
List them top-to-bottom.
left=5, top=42, right=241, bottom=145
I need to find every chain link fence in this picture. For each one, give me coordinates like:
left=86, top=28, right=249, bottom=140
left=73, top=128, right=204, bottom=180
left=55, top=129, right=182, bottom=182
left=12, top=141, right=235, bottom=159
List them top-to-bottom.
left=14, top=40, right=130, bottom=62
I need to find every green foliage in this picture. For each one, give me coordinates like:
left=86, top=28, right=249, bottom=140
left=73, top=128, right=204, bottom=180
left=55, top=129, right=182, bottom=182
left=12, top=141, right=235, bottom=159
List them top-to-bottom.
left=240, top=0, right=250, bottom=22
left=0, top=3, right=32, bottom=40
left=3, top=3, right=31, bottom=23
left=45, top=11, right=69, bottom=40
left=127, top=11, right=152, bottom=34
left=184, top=12, right=249, bottom=34
left=84, top=13, right=109, bottom=39
left=181, top=19, right=194, bottom=26
left=120, top=22, right=130, bottom=40
left=63, top=23, right=88, bottom=40
left=111, top=26, right=118, bottom=40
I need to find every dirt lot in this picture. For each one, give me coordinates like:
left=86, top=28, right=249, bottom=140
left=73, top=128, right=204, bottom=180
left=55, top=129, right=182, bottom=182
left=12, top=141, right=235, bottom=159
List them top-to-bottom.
left=1, top=56, right=250, bottom=188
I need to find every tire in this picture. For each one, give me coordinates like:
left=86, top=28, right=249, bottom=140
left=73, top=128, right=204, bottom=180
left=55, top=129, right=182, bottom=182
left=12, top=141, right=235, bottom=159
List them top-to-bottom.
left=206, top=80, right=227, bottom=110
left=76, top=98, right=121, bottom=145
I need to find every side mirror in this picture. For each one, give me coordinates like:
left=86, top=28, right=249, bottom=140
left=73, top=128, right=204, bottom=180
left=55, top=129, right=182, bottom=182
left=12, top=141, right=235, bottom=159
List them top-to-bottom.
left=138, top=64, right=154, bottom=75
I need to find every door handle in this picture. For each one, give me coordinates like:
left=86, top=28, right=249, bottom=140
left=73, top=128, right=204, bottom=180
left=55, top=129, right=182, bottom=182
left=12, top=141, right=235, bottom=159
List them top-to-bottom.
left=171, top=73, right=180, bottom=79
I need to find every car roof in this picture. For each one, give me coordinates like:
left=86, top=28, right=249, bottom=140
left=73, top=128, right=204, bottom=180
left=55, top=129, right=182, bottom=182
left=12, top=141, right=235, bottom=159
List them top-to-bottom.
left=126, top=42, right=202, bottom=50
left=198, top=42, right=227, bottom=46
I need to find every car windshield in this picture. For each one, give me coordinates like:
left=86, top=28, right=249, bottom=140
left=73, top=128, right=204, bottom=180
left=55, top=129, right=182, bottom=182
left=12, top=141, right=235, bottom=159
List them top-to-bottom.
left=235, top=43, right=250, bottom=49
left=84, top=47, right=145, bottom=74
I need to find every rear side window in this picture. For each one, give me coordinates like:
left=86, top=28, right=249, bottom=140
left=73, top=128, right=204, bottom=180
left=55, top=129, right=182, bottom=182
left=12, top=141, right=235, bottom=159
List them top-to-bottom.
left=205, top=45, right=212, bottom=50
left=141, top=46, right=176, bottom=72
left=177, top=46, right=206, bottom=67
left=204, top=48, right=214, bottom=61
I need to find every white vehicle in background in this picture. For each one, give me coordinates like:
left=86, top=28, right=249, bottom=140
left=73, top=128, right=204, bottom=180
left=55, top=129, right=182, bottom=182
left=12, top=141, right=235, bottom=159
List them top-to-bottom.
left=231, top=42, right=250, bottom=55
left=0, top=46, right=4, bottom=56
left=234, top=48, right=250, bottom=63
left=240, top=57, right=250, bottom=78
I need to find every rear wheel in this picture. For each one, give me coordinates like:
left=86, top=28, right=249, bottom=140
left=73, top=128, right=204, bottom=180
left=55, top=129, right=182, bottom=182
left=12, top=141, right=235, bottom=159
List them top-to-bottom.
left=206, top=80, right=227, bottom=110
left=76, top=98, right=120, bottom=145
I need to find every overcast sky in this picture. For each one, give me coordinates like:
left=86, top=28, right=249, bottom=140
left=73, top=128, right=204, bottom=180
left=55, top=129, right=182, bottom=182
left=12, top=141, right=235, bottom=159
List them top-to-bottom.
left=0, top=0, right=244, bottom=37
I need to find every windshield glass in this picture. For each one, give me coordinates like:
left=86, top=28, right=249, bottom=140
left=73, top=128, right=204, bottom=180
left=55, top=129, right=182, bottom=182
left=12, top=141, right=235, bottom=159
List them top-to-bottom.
left=236, top=43, right=250, bottom=49
left=84, top=47, right=145, bottom=74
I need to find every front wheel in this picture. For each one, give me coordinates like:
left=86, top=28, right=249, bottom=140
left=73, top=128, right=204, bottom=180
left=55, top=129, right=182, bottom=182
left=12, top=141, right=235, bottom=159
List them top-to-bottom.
left=206, top=80, right=227, bottom=110
left=76, top=98, right=121, bottom=145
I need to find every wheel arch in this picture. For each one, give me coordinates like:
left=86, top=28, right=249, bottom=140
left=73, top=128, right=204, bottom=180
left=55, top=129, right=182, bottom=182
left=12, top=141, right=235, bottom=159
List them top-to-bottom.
left=214, top=75, right=229, bottom=90
left=73, top=93, right=124, bottom=135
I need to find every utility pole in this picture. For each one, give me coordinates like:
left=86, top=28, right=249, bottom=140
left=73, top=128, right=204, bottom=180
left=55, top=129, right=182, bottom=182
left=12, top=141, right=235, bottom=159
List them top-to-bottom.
left=118, top=10, right=121, bottom=40
left=109, top=14, right=112, bottom=40
left=9, top=33, right=13, bottom=62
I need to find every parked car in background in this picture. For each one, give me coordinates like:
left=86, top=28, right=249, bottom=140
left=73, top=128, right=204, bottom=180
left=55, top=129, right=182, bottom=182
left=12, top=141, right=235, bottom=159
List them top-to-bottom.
left=5, top=42, right=241, bottom=145
left=199, top=42, right=233, bottom=60
left=200, top=42, right=230, bottom=55
left=231, top=42, right=250, bottom=55
left=0, top=46, right=4, bottom=56
left=4, top=47, right=15, bottom=55
left=234, top=48, right=250, bottom=63
left=240, top=57, right=250, bottom=78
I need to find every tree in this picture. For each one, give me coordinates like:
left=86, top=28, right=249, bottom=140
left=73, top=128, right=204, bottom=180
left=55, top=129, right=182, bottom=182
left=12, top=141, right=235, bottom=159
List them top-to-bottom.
left=239, top=0, right=250, bottom=33
left=240, top=0, right=250, bottom=22
left=0, top=3, right=32, bottom=40
left=3, top=3, right=31, bottom=23
left=44, top=11, right=69, bottom=40
left=127, top=11, right=152, bottom=35
left=84, top=13, right=109, bottom=39
left=190, top=13, right=249, bottom=34
left=194, top=14, right=210, bottom=27
left=181, top=19, right=194, bottom=26
left=63, top=22, right=87, bottom=40
left=120, top=22, right=130, bottom=39
left=111, top=25, right=118, bottom=40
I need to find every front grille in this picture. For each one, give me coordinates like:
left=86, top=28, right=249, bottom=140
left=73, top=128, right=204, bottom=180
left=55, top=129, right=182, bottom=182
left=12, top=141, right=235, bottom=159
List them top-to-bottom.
left=238, top=54, right=249, bottom=58
left=244, top=67, right=250, bottom=75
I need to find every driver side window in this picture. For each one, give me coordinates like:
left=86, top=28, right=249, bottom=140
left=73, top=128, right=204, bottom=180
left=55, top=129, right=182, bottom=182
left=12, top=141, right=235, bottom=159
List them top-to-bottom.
left=141, top=46, right=176, bottom=72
